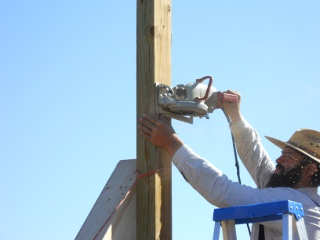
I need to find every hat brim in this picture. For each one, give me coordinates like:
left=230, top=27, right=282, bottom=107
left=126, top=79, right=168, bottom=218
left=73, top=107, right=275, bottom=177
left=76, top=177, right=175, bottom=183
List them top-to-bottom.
left=265, top=136, right=320, bottom=164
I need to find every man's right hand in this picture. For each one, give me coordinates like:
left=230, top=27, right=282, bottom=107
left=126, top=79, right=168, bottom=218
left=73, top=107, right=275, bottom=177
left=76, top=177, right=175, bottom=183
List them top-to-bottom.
left=221, top=90, right=242, bottom=124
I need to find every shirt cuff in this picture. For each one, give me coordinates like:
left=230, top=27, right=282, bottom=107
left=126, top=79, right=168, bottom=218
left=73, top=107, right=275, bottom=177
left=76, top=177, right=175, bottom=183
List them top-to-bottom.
left=172, top=144, right=193, bottom=168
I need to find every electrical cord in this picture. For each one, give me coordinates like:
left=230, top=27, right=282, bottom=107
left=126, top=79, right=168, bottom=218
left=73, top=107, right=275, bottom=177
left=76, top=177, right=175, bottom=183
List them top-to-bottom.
left=222, top=109, right=252, bottom=236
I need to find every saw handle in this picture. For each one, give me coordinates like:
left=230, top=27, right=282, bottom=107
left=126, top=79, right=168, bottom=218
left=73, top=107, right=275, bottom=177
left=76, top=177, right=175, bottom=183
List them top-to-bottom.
left=194, top=76, right=213, bottom=101
left=216, top=92, right=239, bottom=108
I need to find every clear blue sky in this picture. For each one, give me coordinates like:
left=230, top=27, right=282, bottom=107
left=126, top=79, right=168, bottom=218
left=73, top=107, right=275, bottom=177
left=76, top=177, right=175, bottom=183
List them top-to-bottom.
left=1, top=1, right=320, bottom=240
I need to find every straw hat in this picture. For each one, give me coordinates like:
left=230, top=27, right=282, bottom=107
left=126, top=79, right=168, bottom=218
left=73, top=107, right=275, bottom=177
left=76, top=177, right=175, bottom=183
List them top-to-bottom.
left=265, top=129, right=320, bottom=164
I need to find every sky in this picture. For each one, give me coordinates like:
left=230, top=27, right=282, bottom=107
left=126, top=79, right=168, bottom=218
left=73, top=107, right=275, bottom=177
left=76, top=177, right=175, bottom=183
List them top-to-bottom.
left=1, top=1, right=320, bottom=240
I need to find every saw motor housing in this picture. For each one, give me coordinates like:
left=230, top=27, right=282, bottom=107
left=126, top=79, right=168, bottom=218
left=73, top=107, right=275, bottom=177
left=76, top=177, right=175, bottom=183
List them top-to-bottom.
left=155, top=76, right=237, bottom=123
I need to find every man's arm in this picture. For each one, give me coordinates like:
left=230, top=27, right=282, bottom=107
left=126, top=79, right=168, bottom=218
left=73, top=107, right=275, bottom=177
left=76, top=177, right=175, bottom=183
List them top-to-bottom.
left=221, top=90, right=275, bottom=188
left=137, top=113, right=266, bottom=207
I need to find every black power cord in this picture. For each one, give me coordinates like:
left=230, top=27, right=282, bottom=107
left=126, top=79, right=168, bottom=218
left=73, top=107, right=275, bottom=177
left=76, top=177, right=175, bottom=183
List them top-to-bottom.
left=222, top=110, right=252, bottom=236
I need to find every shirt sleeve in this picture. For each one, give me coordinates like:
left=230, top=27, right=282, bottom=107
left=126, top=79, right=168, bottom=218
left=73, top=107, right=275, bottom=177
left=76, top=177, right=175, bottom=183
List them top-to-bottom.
left=230, top=118, right=275, bottom=188
left=172, top=144, right=312, bottom=208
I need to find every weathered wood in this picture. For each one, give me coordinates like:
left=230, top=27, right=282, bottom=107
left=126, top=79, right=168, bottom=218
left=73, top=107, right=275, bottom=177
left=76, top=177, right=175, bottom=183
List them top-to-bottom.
left=136, top=0, right=172, bottom=239
left=75, top=160, right=137, bottom=240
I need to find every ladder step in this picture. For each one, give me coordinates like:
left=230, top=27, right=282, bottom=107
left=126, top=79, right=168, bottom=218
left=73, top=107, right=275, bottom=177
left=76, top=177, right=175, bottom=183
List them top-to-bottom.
left=213, top=200, right=305, bottom=224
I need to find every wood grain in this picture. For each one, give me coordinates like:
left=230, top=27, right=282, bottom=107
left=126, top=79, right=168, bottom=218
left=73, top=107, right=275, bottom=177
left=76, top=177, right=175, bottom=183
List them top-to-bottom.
left=136, top=0, right=172, bottom=239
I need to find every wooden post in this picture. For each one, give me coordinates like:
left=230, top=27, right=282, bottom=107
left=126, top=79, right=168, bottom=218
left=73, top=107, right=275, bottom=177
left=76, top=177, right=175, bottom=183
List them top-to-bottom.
left=136, top=0, right=172, bottom=239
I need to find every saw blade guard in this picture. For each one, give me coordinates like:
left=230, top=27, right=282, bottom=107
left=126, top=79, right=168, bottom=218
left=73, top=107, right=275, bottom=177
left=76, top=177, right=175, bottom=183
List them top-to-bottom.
left=155, top=76, right=238, bottom=123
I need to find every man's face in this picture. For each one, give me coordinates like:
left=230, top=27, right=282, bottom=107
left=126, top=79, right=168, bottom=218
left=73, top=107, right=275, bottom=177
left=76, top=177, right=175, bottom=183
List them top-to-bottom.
left=266, top=147, right=307, bottom=188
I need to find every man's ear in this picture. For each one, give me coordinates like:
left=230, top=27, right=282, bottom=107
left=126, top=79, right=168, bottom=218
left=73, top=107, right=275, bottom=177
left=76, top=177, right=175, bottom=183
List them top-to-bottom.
left=304, top=162, right=318, bottom=177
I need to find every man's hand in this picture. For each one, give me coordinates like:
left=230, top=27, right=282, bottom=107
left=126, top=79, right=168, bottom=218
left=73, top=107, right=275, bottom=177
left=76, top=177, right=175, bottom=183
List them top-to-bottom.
left=221, top=90, right=242, bottom=124
left=138, top=114, right=183, bottom=157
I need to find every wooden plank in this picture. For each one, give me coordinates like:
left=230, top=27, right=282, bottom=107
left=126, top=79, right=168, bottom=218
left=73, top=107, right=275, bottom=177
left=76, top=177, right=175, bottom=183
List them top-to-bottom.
left=136, top=0, right=172, bottom=239
left=75, top=160, right=137, bottom=240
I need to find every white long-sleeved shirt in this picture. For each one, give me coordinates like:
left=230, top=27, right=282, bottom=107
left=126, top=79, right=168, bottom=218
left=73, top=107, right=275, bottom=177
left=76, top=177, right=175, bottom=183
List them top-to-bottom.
left=172, top=118, right=320, bottom=239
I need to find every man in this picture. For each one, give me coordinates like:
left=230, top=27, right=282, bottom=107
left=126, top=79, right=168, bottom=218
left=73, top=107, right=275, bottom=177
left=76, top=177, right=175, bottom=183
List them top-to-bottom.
left=138, top=90, right=320, bottom=239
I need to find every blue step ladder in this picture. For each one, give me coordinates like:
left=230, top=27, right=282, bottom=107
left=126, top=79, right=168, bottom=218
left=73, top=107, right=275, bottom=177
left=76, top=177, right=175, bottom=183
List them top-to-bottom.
left=212, top=200, right=308, bottom=240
